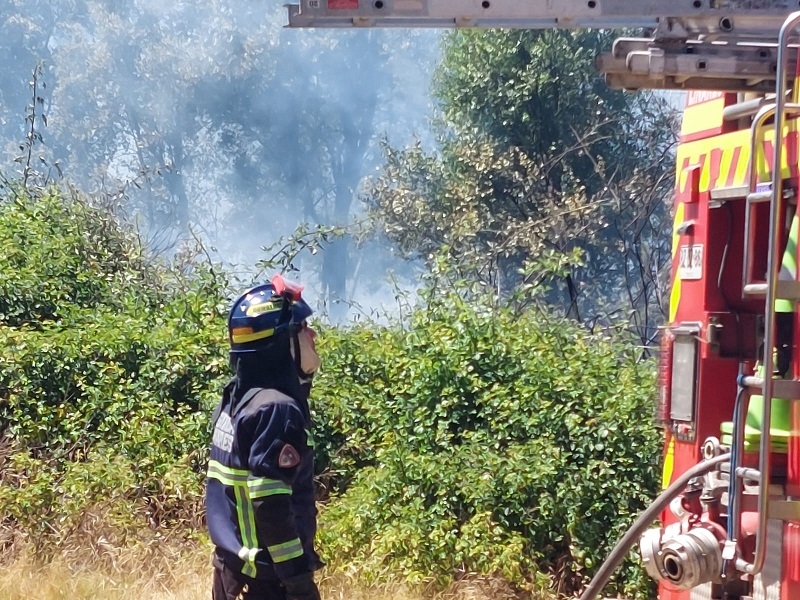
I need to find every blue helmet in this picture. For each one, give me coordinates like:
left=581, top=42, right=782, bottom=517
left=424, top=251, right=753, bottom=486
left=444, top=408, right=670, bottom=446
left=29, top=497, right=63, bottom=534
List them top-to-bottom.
left=227, top=275, right=313, bottom=354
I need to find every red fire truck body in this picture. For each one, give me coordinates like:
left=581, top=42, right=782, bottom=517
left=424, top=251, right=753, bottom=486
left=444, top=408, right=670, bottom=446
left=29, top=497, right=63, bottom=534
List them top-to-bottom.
left=656, top=90, right=800, bottom=600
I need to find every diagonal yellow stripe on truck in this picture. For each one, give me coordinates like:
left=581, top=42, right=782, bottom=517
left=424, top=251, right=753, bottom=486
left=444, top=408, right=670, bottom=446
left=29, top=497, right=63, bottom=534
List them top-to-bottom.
left=677, top=121, right=800, bottom=196
left=669, top=202, right=686, bottom=323
left=776, top=214, right=799, bottom=314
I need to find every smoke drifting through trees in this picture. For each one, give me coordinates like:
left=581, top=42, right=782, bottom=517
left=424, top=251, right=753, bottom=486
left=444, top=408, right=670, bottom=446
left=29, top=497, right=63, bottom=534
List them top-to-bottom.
left=0, top=1, right=439, bottom=319
left=2, top=5, right=677, bottom=337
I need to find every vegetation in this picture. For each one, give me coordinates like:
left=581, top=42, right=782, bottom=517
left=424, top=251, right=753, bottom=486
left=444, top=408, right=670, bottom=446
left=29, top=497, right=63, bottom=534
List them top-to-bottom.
left=0, top=0, right=439, bottom=314
left=0, top=8, right=676, bottom=600
left=364, top=29, right=678, bottom=346
left=0, top=181, right=661, bottom=599
left=0, top=184, right=228, bottom=556
left=312, top=288, right=660, bottom=598
left=0, top=552, right=528, bottom=600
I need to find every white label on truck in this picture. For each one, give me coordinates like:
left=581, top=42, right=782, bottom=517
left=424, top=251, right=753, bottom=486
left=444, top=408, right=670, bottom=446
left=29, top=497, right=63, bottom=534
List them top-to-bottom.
left=679, top=244, right=703, bottom=280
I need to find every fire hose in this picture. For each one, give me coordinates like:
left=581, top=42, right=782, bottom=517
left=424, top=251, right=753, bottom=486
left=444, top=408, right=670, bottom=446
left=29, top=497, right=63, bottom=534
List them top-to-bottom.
left=578, top=452, right=731, bottom=600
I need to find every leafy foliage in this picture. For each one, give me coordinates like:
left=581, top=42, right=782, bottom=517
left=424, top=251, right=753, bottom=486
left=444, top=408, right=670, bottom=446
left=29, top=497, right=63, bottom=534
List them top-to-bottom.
left=0, top=0, right=440, bottom=315
left=364, top=29, right=678, bottom=345
left=0, top=183, right=662, bottom=599
left=0, top=185, right=229, bottom=554
left=0, top=190, right=161, bottom=327
left=312, top=290, right=661, bottom=598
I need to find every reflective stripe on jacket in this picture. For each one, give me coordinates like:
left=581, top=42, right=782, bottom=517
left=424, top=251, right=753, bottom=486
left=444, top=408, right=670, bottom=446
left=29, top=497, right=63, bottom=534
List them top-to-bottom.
left=205, top=383, right=319, bottom=581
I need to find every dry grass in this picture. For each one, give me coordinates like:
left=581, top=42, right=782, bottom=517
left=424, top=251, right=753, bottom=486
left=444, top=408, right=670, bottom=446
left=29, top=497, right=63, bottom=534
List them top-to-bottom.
left=0, top=499, right=541, bottom=600
left=0, top=541, right=549, bottom=600
left=0, top=542, right=211, bottom=600
left=319, top=572, right=529, bottom=600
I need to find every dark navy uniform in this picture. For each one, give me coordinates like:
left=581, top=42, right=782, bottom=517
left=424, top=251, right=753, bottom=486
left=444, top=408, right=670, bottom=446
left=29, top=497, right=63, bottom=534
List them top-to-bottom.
left=207, top=381, right=321, bottom=592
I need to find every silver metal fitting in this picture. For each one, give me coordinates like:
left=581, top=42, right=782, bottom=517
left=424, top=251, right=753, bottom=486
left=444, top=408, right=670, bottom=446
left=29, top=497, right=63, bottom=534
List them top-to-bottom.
left=640, top=527, right=723, bottom=590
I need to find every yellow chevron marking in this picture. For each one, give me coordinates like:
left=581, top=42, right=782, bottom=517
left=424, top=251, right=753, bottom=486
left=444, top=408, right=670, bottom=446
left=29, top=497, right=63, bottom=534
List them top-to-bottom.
left=677, top=123, right=799, bottom=194
left=734, top=143, right=750, bottom=185
left=719, top=145, right=735, bottom=186
left=669, top=203, right=686, bottom=323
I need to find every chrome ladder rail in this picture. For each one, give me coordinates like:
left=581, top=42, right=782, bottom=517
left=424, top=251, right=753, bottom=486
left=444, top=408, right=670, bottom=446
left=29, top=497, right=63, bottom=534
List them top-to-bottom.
left=736, top=11, right=800, bottom=577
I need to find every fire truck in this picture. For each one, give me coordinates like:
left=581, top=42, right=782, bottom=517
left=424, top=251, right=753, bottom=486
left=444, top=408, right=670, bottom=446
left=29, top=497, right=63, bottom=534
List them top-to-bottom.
left=284, top=2, right=800, bottom=599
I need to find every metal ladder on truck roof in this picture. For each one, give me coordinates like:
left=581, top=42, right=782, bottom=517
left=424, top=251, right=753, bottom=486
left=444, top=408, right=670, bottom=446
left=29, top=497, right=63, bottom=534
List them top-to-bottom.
left=285, top=0, right=800, bottom=93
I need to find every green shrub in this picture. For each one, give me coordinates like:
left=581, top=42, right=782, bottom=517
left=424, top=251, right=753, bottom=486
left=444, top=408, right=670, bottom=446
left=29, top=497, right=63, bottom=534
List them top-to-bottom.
left=0, top=184, right=662, bottom=599
left=0, top=186, right=228, bottom=553
left=0, top=191, right=163, bottom=328
left=312, top=295, right=660, bottom=598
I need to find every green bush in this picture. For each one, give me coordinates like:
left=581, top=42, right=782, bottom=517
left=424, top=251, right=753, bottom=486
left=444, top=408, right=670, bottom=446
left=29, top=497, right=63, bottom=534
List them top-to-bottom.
left=0, top=184, right=662, bottom=598
left=0, top=187, right=228, bottom=553
left=0, top=190, right=163, bottom=328
left=312, top=295, right=661, bottom=598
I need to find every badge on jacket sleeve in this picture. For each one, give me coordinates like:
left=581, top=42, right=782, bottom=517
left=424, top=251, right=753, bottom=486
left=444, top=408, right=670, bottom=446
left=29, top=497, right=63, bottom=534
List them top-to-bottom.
left=278, top=443, right=301, bottom=468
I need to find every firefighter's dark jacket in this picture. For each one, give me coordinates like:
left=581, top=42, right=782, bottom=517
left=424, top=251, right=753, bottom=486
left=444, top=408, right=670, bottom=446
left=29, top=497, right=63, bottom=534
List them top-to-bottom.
left=206, top=376, right=320, bottom=582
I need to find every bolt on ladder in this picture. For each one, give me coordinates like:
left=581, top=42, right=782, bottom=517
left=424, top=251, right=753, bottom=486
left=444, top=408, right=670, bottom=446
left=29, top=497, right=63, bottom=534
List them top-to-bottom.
left=733, top=10, right=800, bottom=578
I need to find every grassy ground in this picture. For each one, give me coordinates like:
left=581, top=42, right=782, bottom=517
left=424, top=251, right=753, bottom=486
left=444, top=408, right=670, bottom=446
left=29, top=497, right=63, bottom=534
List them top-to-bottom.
left=0, top=544, right=530, bottom=600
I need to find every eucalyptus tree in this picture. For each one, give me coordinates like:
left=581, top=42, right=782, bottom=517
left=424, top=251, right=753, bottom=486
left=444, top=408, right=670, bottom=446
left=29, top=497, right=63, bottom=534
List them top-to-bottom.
left=47, top=0, right=266, bottom=243
left=215, top=27, right=438, bottom=318
left=215, top=29, right=390, bottom=316
left=364, top=29, right=678, bottom=345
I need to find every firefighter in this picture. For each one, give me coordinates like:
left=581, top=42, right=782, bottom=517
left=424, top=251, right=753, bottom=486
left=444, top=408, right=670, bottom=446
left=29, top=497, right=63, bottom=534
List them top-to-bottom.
left=206, top=275, right=323, bottom=600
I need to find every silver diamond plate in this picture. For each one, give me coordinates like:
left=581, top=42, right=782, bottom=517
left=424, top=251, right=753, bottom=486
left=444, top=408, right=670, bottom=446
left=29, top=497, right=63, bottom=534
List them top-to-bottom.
left=753, top=519, right=783, bottom=600
left=690, top=582, right=714, bottom=600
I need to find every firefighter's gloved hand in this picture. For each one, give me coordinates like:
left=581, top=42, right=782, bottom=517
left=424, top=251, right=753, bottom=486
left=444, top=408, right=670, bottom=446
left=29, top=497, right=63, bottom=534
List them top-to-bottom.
left=282, top=572, right=321, bottom=600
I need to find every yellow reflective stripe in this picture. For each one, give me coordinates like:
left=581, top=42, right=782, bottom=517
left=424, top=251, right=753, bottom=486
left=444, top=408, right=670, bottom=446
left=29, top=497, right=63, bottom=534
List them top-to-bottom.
left=669, top=203, right=685, bottom=322
left=782, top=218, right=797, bottom=274
left=245, top=300, right=282, bottom=317
left=232, top=328, right=275, bottom=344
left=662, top=436, right=675, bottom=491
left=208, top=460, right=250, bottom=477
left=207, top=462, right=249, bottom=486
left=208, top=462, right=290, bottom=497
left=208, top=462, right=298, bottom=575
left=207, top=471, right=243, bottom=487
left=248, top=478, right=291, bottom=499
left=234, top=485, right=260, bottom=578
left=268, top=538, right=304, bottom=563
left=240, top=559, right=257, bottom=578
